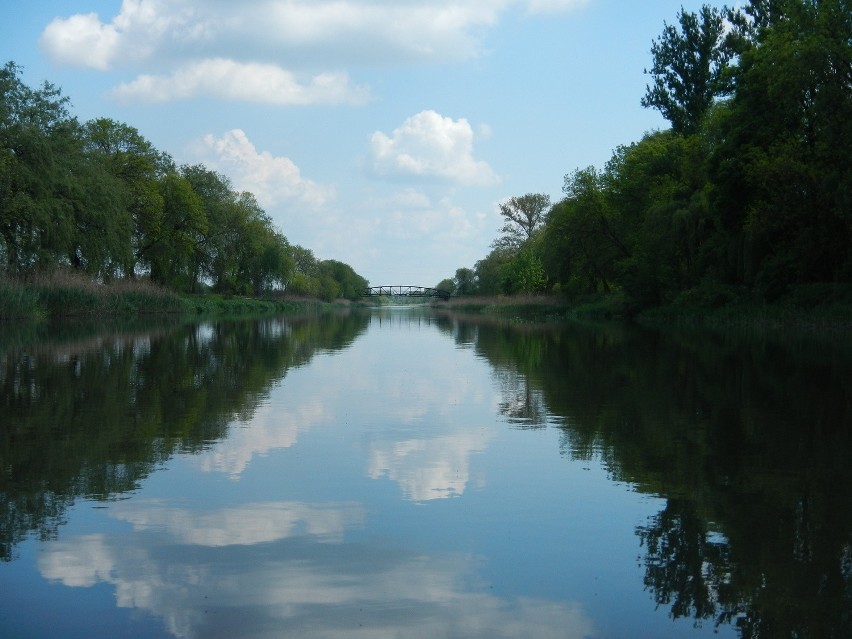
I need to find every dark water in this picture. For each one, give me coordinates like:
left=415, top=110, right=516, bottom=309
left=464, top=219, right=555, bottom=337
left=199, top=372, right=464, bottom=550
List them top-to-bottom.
left=1, top=309, right=850, bottom=638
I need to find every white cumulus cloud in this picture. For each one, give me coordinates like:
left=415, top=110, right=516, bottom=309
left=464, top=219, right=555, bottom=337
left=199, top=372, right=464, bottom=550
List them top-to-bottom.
left=39, top=0, right=202, bottom=70
left=40, top=0, right=587, bottom=70
left=524, top=0, right=590, bottom=14
left=38, top=1, right=590, bottom=104
left=38, top=1, right=505, bottom=70
left=39, top=12, right=122, bottom=70
left=109, top=59, right=371, bottom=105
left=370, top=110, right=499, bottom=186
left=193, top=129, right=334, bottom=211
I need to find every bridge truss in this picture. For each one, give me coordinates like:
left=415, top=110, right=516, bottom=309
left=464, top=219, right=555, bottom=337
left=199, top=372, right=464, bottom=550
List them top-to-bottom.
left=363, top=285, right=451, bottom=301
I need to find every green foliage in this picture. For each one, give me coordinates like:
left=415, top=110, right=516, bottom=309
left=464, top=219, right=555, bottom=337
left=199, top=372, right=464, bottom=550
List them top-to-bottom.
left=511, top=0, right=851, bottom=312
left=711, top=0, right=852, bottom=298
left=641, top=5, right=735, bottom=134
left=0, top=61, right=364, bottom=304
left=0, top=61, right=74, bottom=272
left=81, top=117, right=169, bottom=278
left=541, top=167, right=624, bottom=295
left=146, top=171, right=206, bottom=291
left=493, top=193, right=551, bottom=250
left=500, top=246, right=547, bottom=295
left=474, top=247, right=514, bottom=296
left=281, top=250, right=367, bottom=302
left=317, top=259, right=368, bottom=300
left=454, top=267, right=476, bottom=296
left=0, top=269, right=187, bottom=319
left=435, top=278, right=456, bottom=296
left=0, top=314, right=370, bottom=560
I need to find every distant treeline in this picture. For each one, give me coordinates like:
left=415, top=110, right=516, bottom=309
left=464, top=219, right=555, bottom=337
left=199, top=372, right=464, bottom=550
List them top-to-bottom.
left=440, top=0, right=851, bottom=312
left=0, top=62, right=367, bottom=301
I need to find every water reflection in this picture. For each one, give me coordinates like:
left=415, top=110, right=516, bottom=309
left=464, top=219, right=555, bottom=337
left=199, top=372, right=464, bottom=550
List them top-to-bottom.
left=2, top=310, right=851, bottom=637
left=0, top=312, right=369, bottom=561
left=454, top=315, right=852, bottom=637
left=196, top=398, right=332, bottom=478
left=367, top=431, right=489, bottom=501
left=109, top=500, right=366, bottom=545
left=39, top=518, right=594, bottom=639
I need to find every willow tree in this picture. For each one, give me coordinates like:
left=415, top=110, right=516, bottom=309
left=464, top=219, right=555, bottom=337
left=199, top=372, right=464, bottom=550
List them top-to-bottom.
left=0, top=62, right=72, bottom=271
left=82, top=118, right=168, bottom=277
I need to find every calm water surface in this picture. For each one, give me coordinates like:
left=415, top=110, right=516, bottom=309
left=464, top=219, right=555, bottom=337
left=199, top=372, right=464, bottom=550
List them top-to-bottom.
left=1, top=309, right=850, bottom=638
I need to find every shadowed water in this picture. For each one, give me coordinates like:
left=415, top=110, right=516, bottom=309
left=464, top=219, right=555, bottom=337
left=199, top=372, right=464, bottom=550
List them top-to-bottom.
left=1, top=309, right=850, bottom=638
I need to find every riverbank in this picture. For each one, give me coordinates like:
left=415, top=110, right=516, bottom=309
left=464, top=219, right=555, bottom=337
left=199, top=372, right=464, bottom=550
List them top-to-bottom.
left=0, top=271, right=341, bottom=322
left=4, top=271, right=850, bottom=335
left=433, top=288, right=852, bottom=334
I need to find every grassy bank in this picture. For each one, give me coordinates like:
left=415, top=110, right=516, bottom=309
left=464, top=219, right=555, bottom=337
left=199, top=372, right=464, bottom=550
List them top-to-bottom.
left=0, top=271, right=338, bottom=322
left=0, top=271, right=188, bottom=321
left=4, top=271, right=849, bottom=334
left=636, top=282, right=852, bottom=335
left=434, top=288, right=852, bottom=334
left=432, top=292, right=624, bottom=321
left=180, top=293, right=333, bottom=317
left=638, top=300, right=852, bottom=335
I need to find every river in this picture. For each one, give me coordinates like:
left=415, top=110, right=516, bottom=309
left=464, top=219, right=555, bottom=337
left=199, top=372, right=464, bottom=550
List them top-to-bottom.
left=1, top=308, right=850, bottom=638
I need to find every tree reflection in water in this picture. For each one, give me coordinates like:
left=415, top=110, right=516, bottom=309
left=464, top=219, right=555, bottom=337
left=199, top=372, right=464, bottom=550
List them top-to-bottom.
left=2, top=310, right=851, bottom=637
left=0, top=312, right=368, bottom=562
left=441, top=313, right=852, bottom=638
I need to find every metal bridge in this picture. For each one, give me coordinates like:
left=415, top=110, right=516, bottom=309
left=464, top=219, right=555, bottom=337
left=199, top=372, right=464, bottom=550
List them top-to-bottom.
left=363, top=285, right=451, bottom=301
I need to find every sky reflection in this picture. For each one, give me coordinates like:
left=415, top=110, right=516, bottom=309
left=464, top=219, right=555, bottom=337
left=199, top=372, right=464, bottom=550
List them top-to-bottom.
left=193, top=312, right=498, bottom=504
left=31, top=313, right=596, bottom=637
left=195, top=399, right=331, bottom=479
left=367, top=431, right=490, bottom=501
left=109, top=500, right=366, bottom=546
left=39, top=518, right=595, bottom=639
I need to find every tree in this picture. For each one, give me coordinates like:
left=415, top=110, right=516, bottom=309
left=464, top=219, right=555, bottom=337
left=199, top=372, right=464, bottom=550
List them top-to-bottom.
left=710, top=0, right=852, bottom=296
left=641, top=5, right=735, bottom=134
left=0, top=62, right=74, bottom=272
left=81, top=118, right=169, bottom=277
left=607, top=132, right=714, bottom=305
left=65, top=135, right=133, bottom=278
left=180, top=164, right=237, bottom=291
left=541, top=167, right=624, bottom=295
left=148, top=171, right=206, bottom=290
left=231, top=193, right=291, bottom=296
left=493, top=193, right=551, bottom=250
left=289, top=244, right=318, bottom=277
left=502, top=246, right=547, bottom=294
left=474, top=247, right=514, bottom=296
left=318, top=259, right=368, bottom=300
left=454, top=267, right=476, bottom=296
left=435, top=278, right=456, bottom=296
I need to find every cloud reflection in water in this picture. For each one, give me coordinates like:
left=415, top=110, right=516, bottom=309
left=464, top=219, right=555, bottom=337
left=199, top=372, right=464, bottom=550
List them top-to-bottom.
left=368, top=431, right=490, bottom=501
left=39, top=512, right=595, bottom=639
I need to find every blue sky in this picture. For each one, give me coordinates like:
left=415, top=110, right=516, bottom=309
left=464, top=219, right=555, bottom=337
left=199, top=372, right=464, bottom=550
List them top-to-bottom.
left=2, top=0, right=709, bottom=287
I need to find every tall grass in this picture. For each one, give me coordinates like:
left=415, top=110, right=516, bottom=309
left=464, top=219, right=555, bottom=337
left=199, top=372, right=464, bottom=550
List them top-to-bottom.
left=0, top=270, right=188, bottom=321
left=0, top=275, right=44, bottom=320
left=436, top=293, right=565, bottom=310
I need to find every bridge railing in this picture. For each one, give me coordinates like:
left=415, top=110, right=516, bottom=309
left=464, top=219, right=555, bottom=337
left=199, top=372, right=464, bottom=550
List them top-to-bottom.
left=362, top=286, right=451, bottom=301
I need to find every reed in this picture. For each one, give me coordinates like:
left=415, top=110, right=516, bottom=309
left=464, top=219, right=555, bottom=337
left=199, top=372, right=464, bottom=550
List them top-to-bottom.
left=0, top=269, right=189, bottom=321
left=0, top=275, right=44, bottom=320
left=436, top=293, right=563, bottom=310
